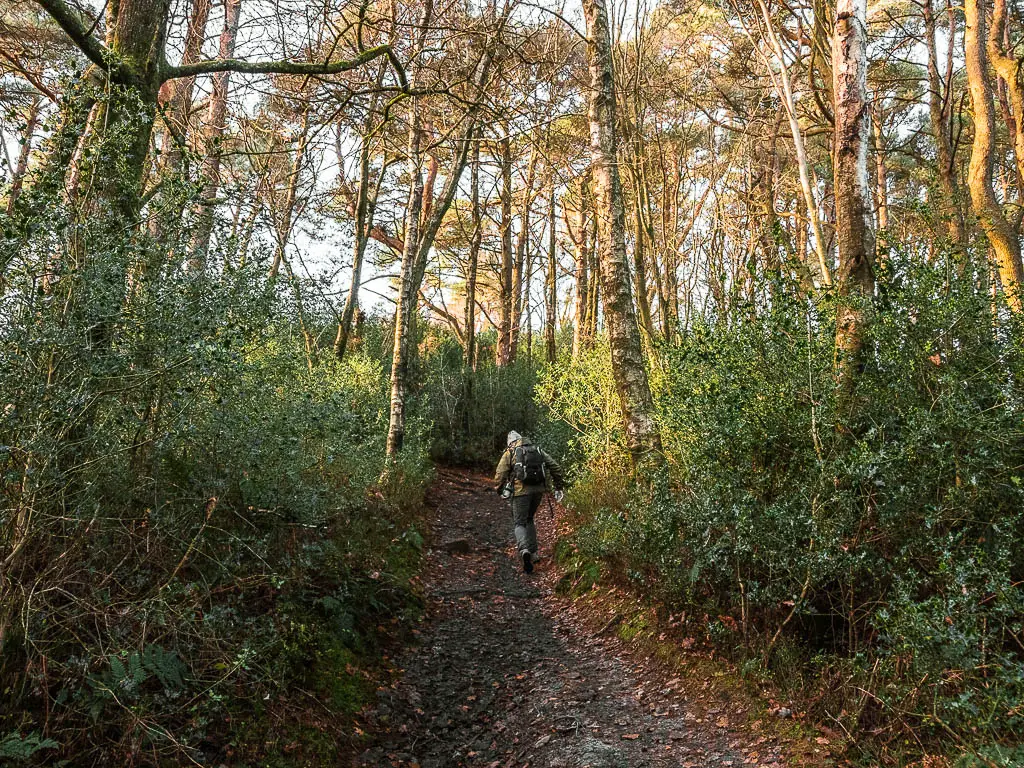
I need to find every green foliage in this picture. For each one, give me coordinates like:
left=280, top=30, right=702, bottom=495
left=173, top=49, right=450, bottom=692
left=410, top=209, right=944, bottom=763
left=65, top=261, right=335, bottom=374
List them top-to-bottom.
left=0, top=204, right=431, bottom=764
left=539, top=259, right=1024, bottom=757
left=420, top=329, right=543, bottom=465
left=96, top=646, right=187, bottom=697
left=0, top=732, right=59, bottom=762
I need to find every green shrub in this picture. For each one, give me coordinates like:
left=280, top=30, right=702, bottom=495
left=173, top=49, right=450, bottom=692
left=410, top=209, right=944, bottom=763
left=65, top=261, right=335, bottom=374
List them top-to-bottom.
left=0, top=229, right=431, bottom=764
left=538, top=259, right=1024, bottom=754
left=421, top=328, right=543, bottom=465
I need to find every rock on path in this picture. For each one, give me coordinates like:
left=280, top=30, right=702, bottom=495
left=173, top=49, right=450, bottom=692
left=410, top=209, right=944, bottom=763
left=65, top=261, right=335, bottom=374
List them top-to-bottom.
left=355, top=469, right=792, bottom=768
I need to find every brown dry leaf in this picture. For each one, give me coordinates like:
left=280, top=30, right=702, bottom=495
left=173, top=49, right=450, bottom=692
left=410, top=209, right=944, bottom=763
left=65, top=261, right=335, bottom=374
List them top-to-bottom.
left=622, top=733, right=640, bottom=740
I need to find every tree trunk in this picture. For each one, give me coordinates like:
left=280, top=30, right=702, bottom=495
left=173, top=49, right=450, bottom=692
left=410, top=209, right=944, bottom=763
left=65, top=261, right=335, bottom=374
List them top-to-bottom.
left=60, top=0, right=172, bottom=349
left=70, top=0, right=169, bottom=223
left=146, top=0, right=212, bottom=248
left=156, top=0, right=211, bottom=171
left=190, top=0, right=242, bottom=264
left=582, top=0, right=662, bottom=463
left=752, top=0, right=832, bottom=286
left=832, top=0, right=876, bottom=393
left=924, top=0, right=967, bottom=247
left=964, top=0, right=1024, bottom=310
left=989, top=0, right=1024, bottom=180
left=5, top=96, right=42, bottom=215
left=386, top=99, right=425, bottom=457
left=871, top=102, right=888, bottom=235
left=269, top=107, right=311, bottom=279
left=386, top=114, right=483, bottom=456
left=496, top=129, right=514, bottom=366
left=335, top=131, right=378, bottom=361
left=461, top=133, right=481, bottom=439
left=464, top=136, right=482, bottom=371
left=510, top=141, right=539, bottom=362
left=568, top=179, right=591, bottom=358
left=546, top=182, right=558, bottom=363
left=632, top=185, right=656, bottom=338
left=586, top=212, right=600, bottom=340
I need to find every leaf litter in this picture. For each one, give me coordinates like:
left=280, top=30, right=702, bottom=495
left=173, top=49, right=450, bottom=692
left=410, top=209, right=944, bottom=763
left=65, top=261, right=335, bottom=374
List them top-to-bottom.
left=351, top=469, right=823, bottom=767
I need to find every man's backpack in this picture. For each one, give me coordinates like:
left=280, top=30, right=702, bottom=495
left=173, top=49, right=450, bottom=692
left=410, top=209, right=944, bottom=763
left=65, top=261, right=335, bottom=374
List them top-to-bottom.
left=513, top=444, right=547, bottom=485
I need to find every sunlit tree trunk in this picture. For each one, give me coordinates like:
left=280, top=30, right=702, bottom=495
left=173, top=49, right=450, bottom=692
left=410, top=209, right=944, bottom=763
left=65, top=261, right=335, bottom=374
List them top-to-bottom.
left=384, top=0, right=498, bottom=455
left=583, top=0, right=662, bottom=463
left=751, top=0, right=832, bottom=287
left=832, top=0, right=876, bottom=393
left=965, top=0, right=1024, bottom=310
left=989, top=0, right=1024, bottom=189
left=871, top=102, right=888, bottom=235
left=386, top=122, right=479, bottom=455
left=460, top=134, right=482, bottom=438
left=585, top=213, right=600, bottom=339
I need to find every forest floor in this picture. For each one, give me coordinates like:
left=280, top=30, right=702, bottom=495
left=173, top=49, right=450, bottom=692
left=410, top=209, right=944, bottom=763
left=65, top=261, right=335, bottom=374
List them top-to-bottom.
left=352, top=468, right=838, bottom=768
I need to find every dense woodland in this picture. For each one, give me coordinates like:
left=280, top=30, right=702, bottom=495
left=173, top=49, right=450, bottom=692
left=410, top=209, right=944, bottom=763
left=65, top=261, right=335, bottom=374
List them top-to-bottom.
left=2, top=0, right=1024, bottom=762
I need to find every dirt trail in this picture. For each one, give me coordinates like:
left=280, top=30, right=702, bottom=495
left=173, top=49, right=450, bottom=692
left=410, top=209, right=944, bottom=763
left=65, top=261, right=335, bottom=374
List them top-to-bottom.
left=355, top=469, right=796, bottom=767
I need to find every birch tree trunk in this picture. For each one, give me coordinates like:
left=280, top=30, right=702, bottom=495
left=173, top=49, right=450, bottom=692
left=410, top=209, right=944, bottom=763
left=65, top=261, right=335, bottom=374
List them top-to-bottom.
left=582, top=0, right=662, bottom=463
left=751, top=0, right=832, bottom=286
left=832, top=0, right=876, bottom=393
left=964, top=0, right=1024, bottom=310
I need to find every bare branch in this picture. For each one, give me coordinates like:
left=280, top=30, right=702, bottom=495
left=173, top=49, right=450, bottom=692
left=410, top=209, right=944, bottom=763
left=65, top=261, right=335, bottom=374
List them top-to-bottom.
left=32, top=0, right=112, bottom=75
left=161, top=44, right=409, bottom=89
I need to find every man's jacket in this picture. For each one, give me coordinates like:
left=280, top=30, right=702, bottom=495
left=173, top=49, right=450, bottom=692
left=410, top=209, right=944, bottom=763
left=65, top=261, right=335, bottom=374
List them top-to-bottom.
left=494, top=437, right=564, bottom=497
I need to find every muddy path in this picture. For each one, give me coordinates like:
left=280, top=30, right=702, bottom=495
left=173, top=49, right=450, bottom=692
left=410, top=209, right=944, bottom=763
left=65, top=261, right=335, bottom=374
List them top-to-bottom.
left=355, top=468, right=799, bottom=767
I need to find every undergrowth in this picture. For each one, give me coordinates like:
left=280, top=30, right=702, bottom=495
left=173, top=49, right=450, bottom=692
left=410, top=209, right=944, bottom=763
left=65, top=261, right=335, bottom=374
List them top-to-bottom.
left=0, top=235, right=432, bottom=764
left=538, top=257, right=1024, bottom=765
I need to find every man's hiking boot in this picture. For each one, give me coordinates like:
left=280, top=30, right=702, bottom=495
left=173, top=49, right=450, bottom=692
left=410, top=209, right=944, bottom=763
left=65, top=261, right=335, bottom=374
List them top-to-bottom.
left=521, top=550, right=533, bottom=574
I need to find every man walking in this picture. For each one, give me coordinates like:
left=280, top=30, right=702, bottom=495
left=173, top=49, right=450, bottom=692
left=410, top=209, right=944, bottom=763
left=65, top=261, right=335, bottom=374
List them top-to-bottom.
left=494, top=431, right=565, bottom=573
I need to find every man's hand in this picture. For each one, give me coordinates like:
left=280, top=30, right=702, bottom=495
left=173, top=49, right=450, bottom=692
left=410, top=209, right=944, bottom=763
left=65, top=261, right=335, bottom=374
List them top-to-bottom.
left=554, top=489, right=564, bottom=503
